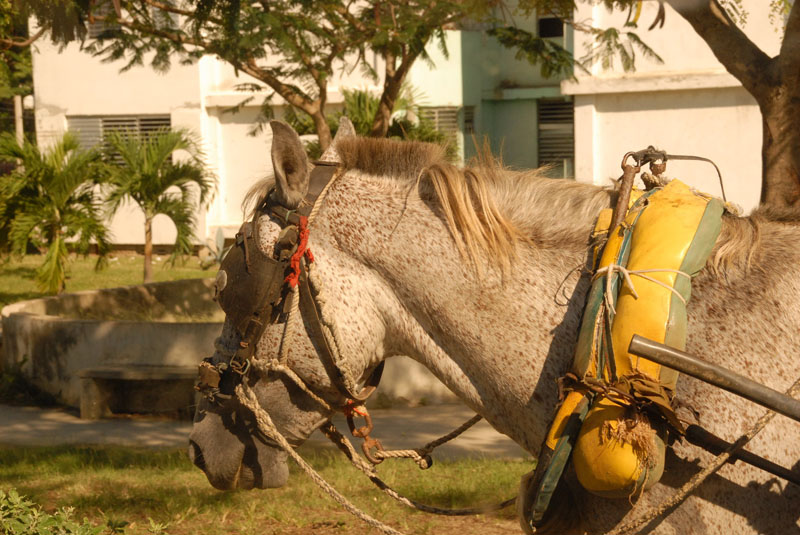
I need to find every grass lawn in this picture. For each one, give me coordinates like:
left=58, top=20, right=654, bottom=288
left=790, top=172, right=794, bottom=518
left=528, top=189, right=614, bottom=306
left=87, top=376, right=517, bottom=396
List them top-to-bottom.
left=0, top=254, right=212, bottom=309
left=0, top=445, right=524, bottom=535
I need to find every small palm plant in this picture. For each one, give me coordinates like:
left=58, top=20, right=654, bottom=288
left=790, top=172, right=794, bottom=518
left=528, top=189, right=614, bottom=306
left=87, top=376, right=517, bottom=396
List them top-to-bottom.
left=104, top=128, right=214, bottom=283
left=0, top=133, right=111, bottom=294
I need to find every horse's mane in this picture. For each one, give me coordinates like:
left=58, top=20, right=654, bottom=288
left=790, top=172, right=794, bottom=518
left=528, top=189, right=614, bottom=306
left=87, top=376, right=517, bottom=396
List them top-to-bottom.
left=336, top=136, right=800, bottom=282
left=336, top=137, right=615, bottom=272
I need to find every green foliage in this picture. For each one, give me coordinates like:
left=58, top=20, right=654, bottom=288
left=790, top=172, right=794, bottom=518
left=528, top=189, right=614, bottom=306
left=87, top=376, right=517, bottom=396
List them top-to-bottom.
left=9, top=0, right=90, bottom=45
left=769, top=0, right=793, bottom=31
left=488, top=26, right=582, bottom=78
left=584, top=26, right=663, bottom=72
left=103, top=128, right=215, bottom=277
left=0, top=133, right=110, bottom=294
left=0, top=254, right=211, bottom=309
left=0, top=445, right=528, bottom=534
left=0, top=489, right=103, bottom=535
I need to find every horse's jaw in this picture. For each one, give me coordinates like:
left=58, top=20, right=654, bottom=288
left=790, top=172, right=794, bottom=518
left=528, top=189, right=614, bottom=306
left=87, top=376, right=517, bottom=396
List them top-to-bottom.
left=189, top=404, right=289, bottom=490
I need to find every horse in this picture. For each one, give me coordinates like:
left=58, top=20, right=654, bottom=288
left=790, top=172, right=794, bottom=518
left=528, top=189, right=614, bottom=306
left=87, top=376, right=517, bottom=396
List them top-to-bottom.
left=189, top=119, right=800, bottom=534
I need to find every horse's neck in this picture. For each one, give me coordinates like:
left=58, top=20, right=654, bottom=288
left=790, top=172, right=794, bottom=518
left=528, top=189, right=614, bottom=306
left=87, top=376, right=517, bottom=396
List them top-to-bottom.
left=320, top=172, right=599, bottom=453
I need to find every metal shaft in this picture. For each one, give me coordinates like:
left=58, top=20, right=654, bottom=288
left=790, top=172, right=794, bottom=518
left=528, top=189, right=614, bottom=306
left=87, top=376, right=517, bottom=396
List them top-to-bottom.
left=628, top=334, right=800, bottom=423
left=685, top=425, right=800, bottom=487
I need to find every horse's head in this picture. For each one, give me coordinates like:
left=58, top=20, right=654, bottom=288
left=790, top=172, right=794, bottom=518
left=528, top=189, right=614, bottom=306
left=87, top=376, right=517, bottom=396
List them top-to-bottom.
left=189, top=118, right=389, bottom=490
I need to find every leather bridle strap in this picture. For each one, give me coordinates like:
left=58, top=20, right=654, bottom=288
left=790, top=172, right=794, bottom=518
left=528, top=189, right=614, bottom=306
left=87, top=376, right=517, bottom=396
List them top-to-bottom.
left=298, top=265, right=385, bottom=402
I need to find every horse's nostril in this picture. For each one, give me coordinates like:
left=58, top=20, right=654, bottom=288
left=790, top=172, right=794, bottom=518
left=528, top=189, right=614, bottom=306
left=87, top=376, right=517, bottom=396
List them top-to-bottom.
left=189, top=440, right=206, bottom=471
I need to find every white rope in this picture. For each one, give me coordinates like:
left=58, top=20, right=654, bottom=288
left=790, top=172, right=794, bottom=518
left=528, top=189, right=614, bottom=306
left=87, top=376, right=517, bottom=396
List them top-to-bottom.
left=594, top=264, right=691, bottom=316
left=252, top=358, right=334, bottom=411
left=236, top=382, right=407, bottom=535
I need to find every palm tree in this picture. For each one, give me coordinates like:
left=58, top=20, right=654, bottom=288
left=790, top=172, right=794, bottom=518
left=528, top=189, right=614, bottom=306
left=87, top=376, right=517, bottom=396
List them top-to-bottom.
left=104, top=128, right=214, bottom=283
left=0, top=132, right=111, bottom=294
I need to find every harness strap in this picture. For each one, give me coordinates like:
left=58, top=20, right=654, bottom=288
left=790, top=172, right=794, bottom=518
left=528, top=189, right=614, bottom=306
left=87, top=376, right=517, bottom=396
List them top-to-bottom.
left=298, top=263, right=385, bottom=401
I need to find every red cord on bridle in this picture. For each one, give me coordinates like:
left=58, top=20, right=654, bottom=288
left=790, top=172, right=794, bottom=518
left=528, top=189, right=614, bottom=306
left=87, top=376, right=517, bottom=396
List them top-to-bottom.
left=285, top=215, right=314, bottom=288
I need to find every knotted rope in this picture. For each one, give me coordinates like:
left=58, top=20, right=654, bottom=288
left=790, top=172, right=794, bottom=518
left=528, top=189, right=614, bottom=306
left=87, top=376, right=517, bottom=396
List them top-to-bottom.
left=594, top=264, right=691, bottom=315
left=242, top=329, right=515, bottom=521
left=372, top=414, right=483, bottom=468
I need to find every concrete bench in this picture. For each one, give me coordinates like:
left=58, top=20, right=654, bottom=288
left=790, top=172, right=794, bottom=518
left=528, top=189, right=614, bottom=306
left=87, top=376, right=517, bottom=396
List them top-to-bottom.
left=78, top=365, right=197, bottom=420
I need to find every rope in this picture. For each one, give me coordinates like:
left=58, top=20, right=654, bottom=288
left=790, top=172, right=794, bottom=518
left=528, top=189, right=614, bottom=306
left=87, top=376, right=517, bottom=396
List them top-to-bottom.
left=237, top=165, right=516, bottom=527
left=307, top=168, right=343, bottom=225
left=594, top=264, right=691, bottom=315
left=276, top=287, right=302, bottom=365
left=247, top=356, right=515, bottom=517
left=252, top=357, right=333, bottom=412
left=607, top=377, right=800, bottom=535
left=236, top=382, right=407, bottom=535
left=372, top=414, right=484, bottom=468
left=320, top=420, right=516, bottom=515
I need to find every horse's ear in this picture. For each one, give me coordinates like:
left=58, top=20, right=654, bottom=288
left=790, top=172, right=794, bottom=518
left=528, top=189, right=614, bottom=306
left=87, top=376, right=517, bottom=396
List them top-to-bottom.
left=319, top=116, right=356, bottom=163
left=270, top=120, right=309, bottom=209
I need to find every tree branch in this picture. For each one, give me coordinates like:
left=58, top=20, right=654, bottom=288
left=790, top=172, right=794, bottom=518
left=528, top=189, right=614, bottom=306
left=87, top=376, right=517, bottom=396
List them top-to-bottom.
left=139, top=0, right=219, bottom=22
left=667, top=0, right=775, bottom=99
left=779, top=0, right=800, bottom=92
left=330, top=2, right=367, bottom=34
left=0, top=27, right=45, bottom=49
left=241, top=59, right=314, bottom=113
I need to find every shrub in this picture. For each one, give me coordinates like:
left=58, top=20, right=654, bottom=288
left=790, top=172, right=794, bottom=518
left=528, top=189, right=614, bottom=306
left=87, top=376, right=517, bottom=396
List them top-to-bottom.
left=0, top=489, right=103, bottom=535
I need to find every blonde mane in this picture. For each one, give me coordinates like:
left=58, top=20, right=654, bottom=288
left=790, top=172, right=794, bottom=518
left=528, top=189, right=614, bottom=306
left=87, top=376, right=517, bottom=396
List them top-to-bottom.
left=335, top=137, right=615, bottom=271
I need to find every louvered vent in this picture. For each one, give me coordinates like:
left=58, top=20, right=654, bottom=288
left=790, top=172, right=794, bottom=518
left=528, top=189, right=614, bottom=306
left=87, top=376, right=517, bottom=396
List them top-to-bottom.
left=538, top=99, right=574, bottom=178
left=463, top=106, right=475, bottom=134
left=419, top=107, right=460, bottom=137
left=67, top=115, right=171, bottom=162
left=68, top=116, right=171, bottom=146
left=67, top=117, right=104, bottom=149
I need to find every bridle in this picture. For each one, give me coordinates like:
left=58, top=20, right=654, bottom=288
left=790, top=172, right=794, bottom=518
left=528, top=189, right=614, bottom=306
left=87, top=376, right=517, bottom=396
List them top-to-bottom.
left=196, top=160, right=384, bottom=409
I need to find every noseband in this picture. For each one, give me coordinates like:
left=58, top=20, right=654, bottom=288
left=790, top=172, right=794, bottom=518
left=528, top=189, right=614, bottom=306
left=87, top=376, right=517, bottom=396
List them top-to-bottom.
left=196, top=160, right=384, bottom=407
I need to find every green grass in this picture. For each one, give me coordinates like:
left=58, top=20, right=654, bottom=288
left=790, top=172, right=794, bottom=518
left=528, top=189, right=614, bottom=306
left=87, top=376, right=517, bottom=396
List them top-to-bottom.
left=0, top=254, right=211, bottom=309
left=0, top=445, right=525, bottom=534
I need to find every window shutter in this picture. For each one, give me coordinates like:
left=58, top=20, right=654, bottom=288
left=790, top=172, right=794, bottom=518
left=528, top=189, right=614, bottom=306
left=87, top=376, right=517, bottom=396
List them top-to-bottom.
left=538, top=100, right=574, bottom=178
left=67, top=115, right=171, bottom=161
left=67, top=117, right=103, bottom=149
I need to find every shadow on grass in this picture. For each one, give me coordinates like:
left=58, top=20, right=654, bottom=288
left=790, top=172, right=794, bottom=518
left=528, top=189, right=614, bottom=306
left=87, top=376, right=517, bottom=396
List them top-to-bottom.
left=0, top=446, right=191, bottom=473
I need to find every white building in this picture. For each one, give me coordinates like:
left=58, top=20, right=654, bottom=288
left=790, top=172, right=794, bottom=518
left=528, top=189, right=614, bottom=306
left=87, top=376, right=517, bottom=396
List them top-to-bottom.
left=31, top=2, right=776, bottom=247
left=32, top=25, right=383, bottom=247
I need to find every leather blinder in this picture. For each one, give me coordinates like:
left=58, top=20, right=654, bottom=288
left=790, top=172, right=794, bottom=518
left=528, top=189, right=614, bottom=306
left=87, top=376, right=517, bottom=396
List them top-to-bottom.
left=216, top=225, right=288, bottom=338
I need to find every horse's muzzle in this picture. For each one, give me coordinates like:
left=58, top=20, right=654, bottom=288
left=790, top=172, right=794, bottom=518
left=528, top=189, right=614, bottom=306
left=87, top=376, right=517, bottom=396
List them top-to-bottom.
left=189, top=402, right=289, bottom=490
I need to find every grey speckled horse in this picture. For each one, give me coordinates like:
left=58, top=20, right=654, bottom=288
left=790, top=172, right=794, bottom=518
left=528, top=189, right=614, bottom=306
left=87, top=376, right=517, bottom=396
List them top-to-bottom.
left=189, top=120, right=800, bottom=534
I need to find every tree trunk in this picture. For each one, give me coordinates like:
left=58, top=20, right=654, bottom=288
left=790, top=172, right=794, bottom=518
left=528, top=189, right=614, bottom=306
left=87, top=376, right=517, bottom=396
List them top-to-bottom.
left=668, top=0, right=800, bottom=209
left=370, top=48, right=421, bottom=138
left=370, top=75, right=403, bottom=138
left=759, top=87, right=800, bottom=208
left=313, top=110, right=332, bottom=151
left=143, top=216, right=153, bottom=284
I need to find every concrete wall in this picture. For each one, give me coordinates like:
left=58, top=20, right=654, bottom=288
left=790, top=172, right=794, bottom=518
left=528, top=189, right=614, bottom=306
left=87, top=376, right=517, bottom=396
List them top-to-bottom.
left=1, top=279, right=222, bottom=407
